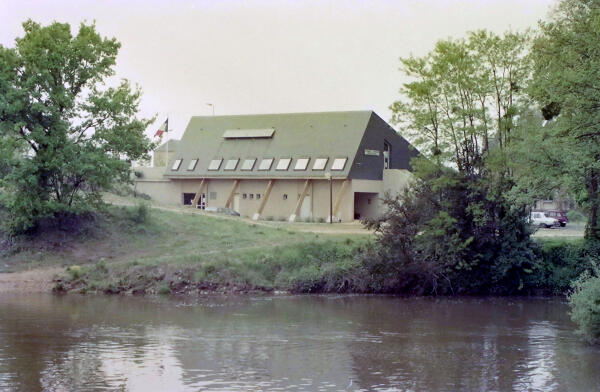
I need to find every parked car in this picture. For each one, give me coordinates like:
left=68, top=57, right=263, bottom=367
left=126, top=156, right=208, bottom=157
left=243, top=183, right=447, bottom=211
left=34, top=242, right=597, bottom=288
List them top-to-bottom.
left=543, top=210, right=568, bottom=227
left=529, top=211, right=559, bottom=228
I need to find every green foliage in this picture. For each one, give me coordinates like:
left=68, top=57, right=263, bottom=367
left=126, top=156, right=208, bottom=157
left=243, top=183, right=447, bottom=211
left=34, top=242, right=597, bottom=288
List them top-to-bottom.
left=529, top=0, right=600, bottom=240
left=0, top=20, right=153, bottom=234
left=390, top=29, right=531, bottom=174
left=365, top=157, right=537, bottom=295
left=125, top=203, right=150, bottom=224
left=567, top=210, right=587, bottom=223
left=532, top=239, right=598, bottom=294
left=568, top=260, right=600, bottom=344
left=66, top=265, right=82, bottom=280
left=157, top=284, right=171, bottom=295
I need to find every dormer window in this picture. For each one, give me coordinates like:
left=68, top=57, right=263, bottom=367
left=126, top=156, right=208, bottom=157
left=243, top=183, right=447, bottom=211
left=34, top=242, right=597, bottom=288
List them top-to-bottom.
left=241, top=158, right=256, bottom=171
left=276, top=158, right=292, bottom=171
left=294, top=158, right=310, bottom=171
left=331, top=158, right=347, bottom=171
left=171, top=159, right=182, bottom=171
left=187, top=159, right=198, bottom=171
left=208, top=159, right=223, bottom=171
left=224, top=159, right=239, bottom=171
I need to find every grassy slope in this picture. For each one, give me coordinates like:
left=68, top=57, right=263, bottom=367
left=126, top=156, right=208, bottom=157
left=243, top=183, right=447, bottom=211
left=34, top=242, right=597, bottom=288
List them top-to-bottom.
left=0, top=204, right=370, bottom=294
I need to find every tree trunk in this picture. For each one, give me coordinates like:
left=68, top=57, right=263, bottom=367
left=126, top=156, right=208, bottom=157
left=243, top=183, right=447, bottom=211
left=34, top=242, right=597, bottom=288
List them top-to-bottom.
left=585, top=168, right=600, bottom=241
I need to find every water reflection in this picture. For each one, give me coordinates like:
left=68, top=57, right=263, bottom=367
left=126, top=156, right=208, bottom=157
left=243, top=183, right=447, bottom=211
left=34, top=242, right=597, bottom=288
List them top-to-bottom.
left=0, top=295, right=598, bottom=391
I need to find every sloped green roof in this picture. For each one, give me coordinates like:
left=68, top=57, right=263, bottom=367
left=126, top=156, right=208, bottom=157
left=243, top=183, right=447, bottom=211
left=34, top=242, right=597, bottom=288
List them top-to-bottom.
left=164, top=111, right=374, bottom=179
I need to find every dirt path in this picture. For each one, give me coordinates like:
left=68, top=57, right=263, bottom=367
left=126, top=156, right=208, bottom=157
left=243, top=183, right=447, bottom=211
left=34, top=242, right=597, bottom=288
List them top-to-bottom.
left=0, top=267, right=62, bottom=294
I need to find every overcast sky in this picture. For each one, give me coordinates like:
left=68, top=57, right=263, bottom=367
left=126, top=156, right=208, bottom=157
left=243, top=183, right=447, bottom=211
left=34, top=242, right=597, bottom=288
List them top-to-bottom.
left=1, top=0, right=555, bottom=140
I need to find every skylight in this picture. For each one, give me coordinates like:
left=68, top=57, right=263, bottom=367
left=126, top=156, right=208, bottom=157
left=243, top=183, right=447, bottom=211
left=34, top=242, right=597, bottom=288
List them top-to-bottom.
left=222, top=129, right=275, bottom=139
left=241, top=158, right=256, bottom=171
left=258, top=158, right=274, bottom=171
left=276, top=158, right=291, bottom=171
left=294, top=158, right=310, bottom=171
left=313, top=158, right=328, bottom=170
left=331, top=158, right=347, bottom=171
left=171, top=159, right=182, bottom=171
left=187, top=159, right=198, bottom=171
left=208, top=159, right=222, bottom=171
left=224, top=159, right=239, bottom=171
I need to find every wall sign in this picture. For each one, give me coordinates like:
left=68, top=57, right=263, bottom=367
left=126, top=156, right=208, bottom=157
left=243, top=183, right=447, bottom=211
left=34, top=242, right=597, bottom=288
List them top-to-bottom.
left=364, top=149, right=380, bottom=156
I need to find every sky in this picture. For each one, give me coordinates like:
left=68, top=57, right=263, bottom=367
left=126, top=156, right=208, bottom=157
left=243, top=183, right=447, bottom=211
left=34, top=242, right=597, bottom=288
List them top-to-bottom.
left=0, top=0, right=556, bottom=140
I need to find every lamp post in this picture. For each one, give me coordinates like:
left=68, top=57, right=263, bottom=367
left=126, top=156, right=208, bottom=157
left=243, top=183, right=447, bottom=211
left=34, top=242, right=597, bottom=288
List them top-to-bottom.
left=206, top=103, right=214, bottom=116
left=325, top=172, right=332, bottom=224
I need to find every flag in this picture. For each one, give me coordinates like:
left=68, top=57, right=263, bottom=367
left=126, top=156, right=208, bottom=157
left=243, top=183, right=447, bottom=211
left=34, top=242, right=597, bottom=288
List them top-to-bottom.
left=154, top=119, right=168, bottom=138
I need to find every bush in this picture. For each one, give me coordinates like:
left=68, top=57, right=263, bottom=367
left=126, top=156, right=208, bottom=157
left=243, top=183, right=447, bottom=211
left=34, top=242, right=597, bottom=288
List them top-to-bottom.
left=364, top=158, right=538, bottom=295
left=126, top=203, right=150, bottom=224
left=567, top=210, right=587, bottom=223
left=532, top=239, right=598, bottom=294
left=568, top=261, right=600, bottom=344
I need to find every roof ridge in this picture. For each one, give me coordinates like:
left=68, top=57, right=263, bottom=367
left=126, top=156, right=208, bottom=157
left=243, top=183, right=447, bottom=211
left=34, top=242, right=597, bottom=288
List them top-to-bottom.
left=189, top=110, right=375, bottom=119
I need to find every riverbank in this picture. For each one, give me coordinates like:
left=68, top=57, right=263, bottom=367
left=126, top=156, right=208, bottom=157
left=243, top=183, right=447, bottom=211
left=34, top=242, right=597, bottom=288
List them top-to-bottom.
left=0, top=202, right=592, bottom=296
left=0, top=203, right=370, bottom=295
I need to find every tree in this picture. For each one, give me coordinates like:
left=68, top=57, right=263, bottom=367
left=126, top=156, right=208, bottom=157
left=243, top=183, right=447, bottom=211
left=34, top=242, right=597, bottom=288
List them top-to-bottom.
left=529, top=0, right=600, bottom=240
left=0, top=20, right=153, bottom=233
left=390, top=30, right=531, bottom=176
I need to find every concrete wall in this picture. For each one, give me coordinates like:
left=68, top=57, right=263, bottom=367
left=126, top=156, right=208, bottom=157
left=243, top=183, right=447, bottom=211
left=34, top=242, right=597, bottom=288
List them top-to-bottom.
left=153, top=150, right=176, bottom=167
left=383, top=169, right=413, bottom=196
left=165, top=178, right=353, bottom=222
left=135, top=180, right=181, bottom=205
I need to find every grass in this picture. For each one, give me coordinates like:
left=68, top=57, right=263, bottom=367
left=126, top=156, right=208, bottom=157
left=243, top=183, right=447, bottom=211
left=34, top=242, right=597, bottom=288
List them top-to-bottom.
left=0, top=203, right=370, bottom=294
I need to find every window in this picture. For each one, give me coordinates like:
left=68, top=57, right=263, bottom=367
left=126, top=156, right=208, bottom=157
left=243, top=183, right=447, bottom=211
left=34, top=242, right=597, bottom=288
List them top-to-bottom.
left=384, top=141, right=391, bottom=169
left=241, top=158, right=256, bottom=171
left=258, top=158, right=274, bottom=171
left=276, top=158, right=292, bottom=171
left=294, top=158, right=310, bottom=171
left=313, top=158, right=328, bottom=170
left=331, top=158, right=347, bottom=171
left=171, top=159, right=182, bottom=171
left=187, top=159, right=198, bottom=171
left=208, top=159, right=222, bottom=171
left=224, top=159, right=239, bottom=171
left=210, top=192, right=217, bottom=200
left=182, top=193, right=195, bottom=205
left=243, top=193, right=247, bottom=199
left=249, top=194, right=254, bottom=199
left=256, top=194, right=261, bottom=200
left=283, top=194, right=288, bottom=200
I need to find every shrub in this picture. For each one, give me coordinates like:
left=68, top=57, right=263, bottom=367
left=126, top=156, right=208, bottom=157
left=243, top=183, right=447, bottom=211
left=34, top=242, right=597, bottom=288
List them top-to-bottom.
left=364, top=159, right=538, bottom=295
left=126, top=203, right=150, bottom=224
left=567, top=210, right=587, bottom=223
left=568, top=261, right=600, bottom=344
left=66, top=265, right=82, bottom=280
left=157, top=284, right=171, bottom=295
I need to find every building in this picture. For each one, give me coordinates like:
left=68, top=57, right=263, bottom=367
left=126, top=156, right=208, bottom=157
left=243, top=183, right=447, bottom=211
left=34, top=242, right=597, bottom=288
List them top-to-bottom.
left=135, top=111, right=419, bottom=222
left=152, top=139, right=180, bottom=167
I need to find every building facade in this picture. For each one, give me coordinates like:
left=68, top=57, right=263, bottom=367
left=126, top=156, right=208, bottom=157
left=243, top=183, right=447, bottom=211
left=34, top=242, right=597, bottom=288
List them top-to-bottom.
left=135, top=111, right=418, bottom=222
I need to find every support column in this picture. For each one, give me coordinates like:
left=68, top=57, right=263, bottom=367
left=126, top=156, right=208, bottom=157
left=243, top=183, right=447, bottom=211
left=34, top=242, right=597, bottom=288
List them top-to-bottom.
left=191, top=178, right=206, bottom=207
left=225, top=179, right=240, bottom=209
left=253, top=179, right=275, bottom=220
left=289, top=179, right=311, bottom=222
left=332, top=179, right=350, bottom=222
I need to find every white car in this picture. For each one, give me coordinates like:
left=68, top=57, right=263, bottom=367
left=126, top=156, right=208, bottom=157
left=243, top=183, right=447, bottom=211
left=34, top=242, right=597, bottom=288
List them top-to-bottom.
left=530, top=211, right=559, bottom=228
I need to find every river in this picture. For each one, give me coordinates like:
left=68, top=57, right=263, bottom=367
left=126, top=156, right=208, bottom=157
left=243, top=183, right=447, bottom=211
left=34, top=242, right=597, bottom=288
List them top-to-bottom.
left=0, top=294, right=598, bottom=391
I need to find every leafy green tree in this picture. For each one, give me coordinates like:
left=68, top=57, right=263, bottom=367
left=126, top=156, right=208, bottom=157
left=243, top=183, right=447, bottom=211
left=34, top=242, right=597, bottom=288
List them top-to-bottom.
left=529, top=0, right=600, bottom=240
left=0, top=20, right=153, bottom=233
left=390, top=30, right=531, bottom=175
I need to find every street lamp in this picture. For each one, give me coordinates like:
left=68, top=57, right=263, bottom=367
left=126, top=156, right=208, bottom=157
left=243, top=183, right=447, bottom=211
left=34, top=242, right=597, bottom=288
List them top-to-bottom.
left=206, top=103, right=214, bottom=116
left=325, top=172, right=332, bottom=224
